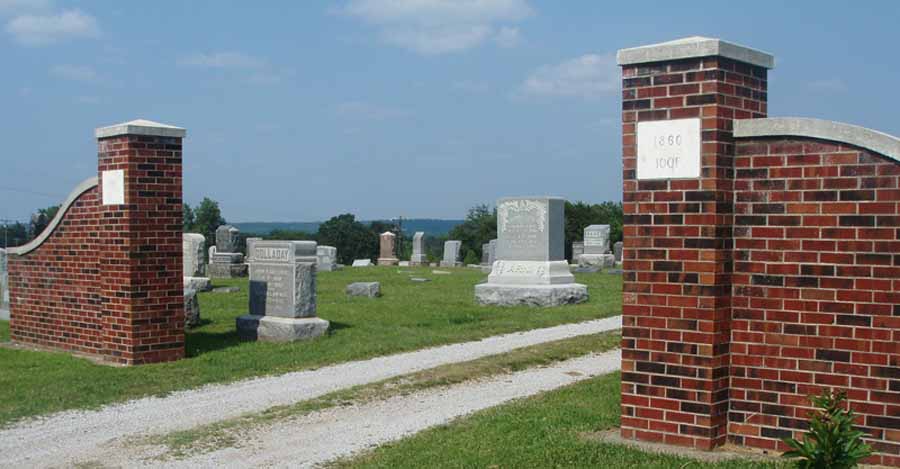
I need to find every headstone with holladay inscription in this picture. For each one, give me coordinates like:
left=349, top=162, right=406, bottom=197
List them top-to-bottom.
left=475, top=197, right=587, bottom=306
left=580, top=225, right=614, bottom=268
left=410, top=232, right=428, bottom=266
left=236, top=240, right=329, bottom=342
left=440, top=240, right=462, bottom=267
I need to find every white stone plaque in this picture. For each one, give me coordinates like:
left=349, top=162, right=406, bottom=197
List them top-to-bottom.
left=637, top=118, right=701, bottom=180
left=101, top=169, right=125, bottom=205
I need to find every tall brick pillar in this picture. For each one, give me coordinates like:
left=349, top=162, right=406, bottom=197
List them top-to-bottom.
left=617, top=37, right=774, bottom=449
left=96, top=119, right=186, bottom=365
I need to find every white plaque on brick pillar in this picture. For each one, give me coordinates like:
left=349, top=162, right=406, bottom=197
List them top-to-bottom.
left=636, top=118, right=701, bottom=180
left=101, top=169, right=125, bottom=205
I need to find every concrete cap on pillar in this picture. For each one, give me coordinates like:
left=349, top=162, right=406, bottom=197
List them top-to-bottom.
left=616, top=36, right=775, bottom=69
left=95, top=119, right=186, bottom=139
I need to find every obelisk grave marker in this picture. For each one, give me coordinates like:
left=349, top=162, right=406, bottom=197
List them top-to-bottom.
left=475, top=197, right=587, bottom=306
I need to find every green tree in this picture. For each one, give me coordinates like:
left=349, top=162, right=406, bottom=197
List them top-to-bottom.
left=193, top=198, right=226, bottom=246
left=183, top=203, right=195, bottom=233
left=448, top=204, right=497, bottom=263
left=29, top=205, right=60, bottom=239
left=317, top=214, right=377, bottom=264
left=0, top=222, right=28, bottom=248
left=265, top=229, right=316, bottom=241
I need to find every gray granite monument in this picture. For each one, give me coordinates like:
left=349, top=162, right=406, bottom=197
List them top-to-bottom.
left=475, top=197, right=588, bottom=306
left=579, top=224, right=615, bottom=268
left=209, top=225, right=248, bottom=278
left=377, top=231, right=399, bottom=266
left=410, top=232, right=428, bottom=266
left=236, top=240, right=329, bottom=342
left=440, top=240, right=462, bottom=267
left=571, top=241, right=584, bottom=265
left=614, top=241, right=624, bottom=265
left=481, top=243, right=490, bottom=265
left=317, top=245, right=338, bottom=272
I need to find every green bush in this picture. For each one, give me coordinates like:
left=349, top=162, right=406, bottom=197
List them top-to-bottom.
left=462, top=250, right=479, bottom=265
left=782, top=389, right=872, bottom=468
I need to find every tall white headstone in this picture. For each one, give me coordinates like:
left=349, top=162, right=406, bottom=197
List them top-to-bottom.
left=475, top=197, right=587, bottom=306
left=410, top=232, right=428, bottom=266
left=440, top=240, right=462, bottom=267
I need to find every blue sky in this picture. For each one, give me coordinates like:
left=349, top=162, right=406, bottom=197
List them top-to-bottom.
left=1, top=0, right=898, bottom=223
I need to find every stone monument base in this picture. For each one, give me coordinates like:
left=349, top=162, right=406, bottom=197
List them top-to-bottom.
left=579, top=254, right=615, bottom=268
left=409, top=255, right=428, bottom=266
left=377, top=257, right=399, bottom=266
left=439, top=261, right=461, bottom=268
left=208, top=263, right=248, bottom=278
left=184, top=276, right=212, bottom=292
left=475, top=283, right=588, bottom=307
left=236, top=315, right=330, bottom=342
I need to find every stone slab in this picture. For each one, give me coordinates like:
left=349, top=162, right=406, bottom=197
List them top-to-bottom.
left=616, top=36, right=775, bottom=69
left=583, top=225, right=610, bottom=255
left=410, top=232, right=428, bottom=265
left=183, top=233, right=206, bottom=277
left=579, top=254, right=615, bottom=268
left=377, top=257, right=399, bottom=266
left=352, top=259, right=372, bottom=267
left=487, top=260, right=575, bottom=286
left=398, top=261, right=410, bottom=267
left=208, top=263, right=248, bottom=278
left=184, top=276, right=212, bottom=292
left=410, top=277, right=431, bottom=283
left=346, top=282, right=381, bottom=298
left=474, top=283, right=588, bottom=307
left=212, top=286, right=240, bottom=293
left=184, top=288, right=201, bottom=328
left=236, top=315, right=329, bottom=342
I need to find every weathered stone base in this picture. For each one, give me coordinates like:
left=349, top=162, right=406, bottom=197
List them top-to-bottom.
left=410, top=254, right=428, bottom=266
left=579, top=254, right=615, bottom=268
left=377, top=257, right=399, bottom=266
left=439, top=261, right=461, bottom=268
left=208, top=263, right=248, bottom=278
left=184, top=276, right=212, bottom=292
left=474, top=283, right=588, bottom=307
left=184, top=288, right=201, bottom=328
left=236, top=315, right=330, bottom=342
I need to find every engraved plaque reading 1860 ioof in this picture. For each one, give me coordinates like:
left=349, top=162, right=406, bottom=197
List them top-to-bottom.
left=637, top=118, right=701, bottom=180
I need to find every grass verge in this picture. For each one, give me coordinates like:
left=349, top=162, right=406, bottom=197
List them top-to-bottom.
left=0, top=267, right=621, bottom=426
left=143, top=331, right=622, bottom=459
left=332, top=372, right=788, bottom=469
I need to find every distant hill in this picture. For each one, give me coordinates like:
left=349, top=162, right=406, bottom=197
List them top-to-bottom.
left=235, top=219, right=464, bottom=237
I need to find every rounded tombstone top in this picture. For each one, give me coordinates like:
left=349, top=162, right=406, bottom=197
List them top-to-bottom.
left=380, top=231, right=396, bottom=237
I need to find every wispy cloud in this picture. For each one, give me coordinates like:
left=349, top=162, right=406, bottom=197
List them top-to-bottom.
left=339, top=0, right=533, bottom=55
left=5, top=8, right=99, bottom=46
left=177, top=51, right=266, bottom=69
left=519, top=53, right=618, bottom=99
left=51, top=64, right=97, bottom=82
left=809, top=78, right=846, bottom=93
left=333, top=101, right=412, bottom=121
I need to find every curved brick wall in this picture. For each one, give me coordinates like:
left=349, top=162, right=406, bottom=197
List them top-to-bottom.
left=731, top=137, right=900, bottom=465
left=9, top=185, right=104, bottom=355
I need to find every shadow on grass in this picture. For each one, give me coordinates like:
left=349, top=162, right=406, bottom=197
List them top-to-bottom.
left=328, top=321, right=352, bottom=334
left=185, top=329, right=242, bottom=357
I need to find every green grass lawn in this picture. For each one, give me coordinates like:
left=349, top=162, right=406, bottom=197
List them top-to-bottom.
left=0, top=266, right=621, bottom=426
left=335, top=372, right=786, bottom=469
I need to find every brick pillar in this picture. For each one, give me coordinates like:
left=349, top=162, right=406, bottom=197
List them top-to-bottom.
left=617, top=37, right=774, bottom=449
left=96, top=119, right=186, bottom=365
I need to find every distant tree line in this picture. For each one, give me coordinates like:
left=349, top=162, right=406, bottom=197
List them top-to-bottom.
left=6, top=199, right=623, bottom=265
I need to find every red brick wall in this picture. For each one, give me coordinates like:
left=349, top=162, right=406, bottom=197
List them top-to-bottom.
left=620, top=56, right=768, bottom=450
left=9, top=131, right=184, bottom=365
left=97, top=134, right=184, bottom=365
left=731, top=138, right=900, bottom=466
left=9, top=187, right=103, bottom=355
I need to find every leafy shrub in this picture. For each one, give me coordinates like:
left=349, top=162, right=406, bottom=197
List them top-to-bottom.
left=782, top=389, right=872, bottom=468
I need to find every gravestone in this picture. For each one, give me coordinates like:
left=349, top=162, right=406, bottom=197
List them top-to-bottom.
left=475, top=197, right=587, bottom=306
left=209, top=225, right=248, bottom=278
left=579, top=225, right=614, bottom=268
left=377, top=231, right=399, bottom=266
left=410, top=232, right=428, bottom=266
left=183, top=233, right=206, bottom=277
left=487, top=239, right=497, bottom=265
left=236, top=240, right=329, bottom=342
left=440, top=240, right=462, bottom=267
left=571, top=241, right=584, bottom=265
left=613, top=241, right=623, bottom=265
left=481, top=243, right=490, bottom=265
left=317, top=245, right=338, bottom=272
left=0, top=248, right=8, bottom=321
left=352, top=259, right=372, bottom=267
left=346, top=282, right=381, bottom=298
left=184, top=288, right=201, bottom=328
